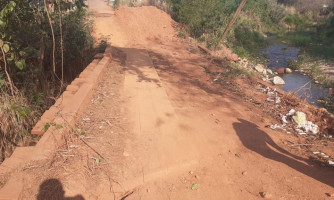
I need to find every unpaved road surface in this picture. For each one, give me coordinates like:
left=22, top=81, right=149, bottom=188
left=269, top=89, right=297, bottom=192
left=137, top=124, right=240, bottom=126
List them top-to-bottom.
left=20, top=0, right=334, bottom=199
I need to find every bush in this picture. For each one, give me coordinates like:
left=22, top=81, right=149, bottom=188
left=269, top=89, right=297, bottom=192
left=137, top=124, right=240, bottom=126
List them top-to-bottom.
left=0, top=0, right=94, bottom=161
left=167, top=0, right=284, bottom=49
left=177, top=0, right=225, bottom=38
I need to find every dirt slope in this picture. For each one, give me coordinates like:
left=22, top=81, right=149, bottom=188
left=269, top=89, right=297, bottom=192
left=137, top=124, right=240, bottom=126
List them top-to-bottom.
left=10, top=1, right=334, bottom=199
left=93, top=5, right=177, bottom=47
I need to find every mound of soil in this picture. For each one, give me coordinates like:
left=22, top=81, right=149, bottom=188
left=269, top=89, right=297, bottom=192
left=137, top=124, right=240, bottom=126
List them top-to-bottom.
left=113, top=6, right=176, bottom=45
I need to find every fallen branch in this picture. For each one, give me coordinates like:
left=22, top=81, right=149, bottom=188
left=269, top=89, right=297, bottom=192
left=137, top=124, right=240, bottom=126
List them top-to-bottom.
left=197, top=44, right=211, bottom=55
left=0, top=45, right=15, bottom=97
left=80, top=138, right=105, bottom=160
left=120, top=190, right=135, bottom=200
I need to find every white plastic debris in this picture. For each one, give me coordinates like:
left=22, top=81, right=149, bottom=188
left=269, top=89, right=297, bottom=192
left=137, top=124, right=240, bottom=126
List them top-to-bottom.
left=213, top=78, right=218, bottom=82
left=275, top=97, right=281, bottom=104
left=266, top=98, right=274, bottom=102
left=287, top=109, right=296, bottom=116
left=282, top=115, right=288, bottom=124
left=83, top=117, right=90, bottom=121
left=296, top=121, right=319, bottom=134
left=270, top=124, right=279, bottom=130
left=295, top=128, right=302, bottom=132
left=298, top=132, right=307, bottom=135
left=312, top=152, right=320, bottom=155
left=320, top=153, right=329, bottom=158
left=328, top=160, right=334, bottom=166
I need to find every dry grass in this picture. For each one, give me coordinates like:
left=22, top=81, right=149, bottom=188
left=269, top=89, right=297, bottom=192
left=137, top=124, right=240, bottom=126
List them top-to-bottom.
left=0, top=82, right=39, bottom=161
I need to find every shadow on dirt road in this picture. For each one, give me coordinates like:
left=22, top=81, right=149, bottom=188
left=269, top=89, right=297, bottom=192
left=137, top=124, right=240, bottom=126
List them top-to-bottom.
left=233, top=118, right=334, bottom=188
left=37, top=179, right=85, bottom=200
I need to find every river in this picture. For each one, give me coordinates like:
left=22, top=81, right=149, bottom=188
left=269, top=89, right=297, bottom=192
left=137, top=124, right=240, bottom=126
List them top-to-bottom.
left=262, top=42, right=329, bottom=105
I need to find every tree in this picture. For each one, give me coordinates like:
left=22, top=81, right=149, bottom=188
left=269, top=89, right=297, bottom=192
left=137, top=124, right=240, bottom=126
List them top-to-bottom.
left=221, top=0, right=248, bottom=41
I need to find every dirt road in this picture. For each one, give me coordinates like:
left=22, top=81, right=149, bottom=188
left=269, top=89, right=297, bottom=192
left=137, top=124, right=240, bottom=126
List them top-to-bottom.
left=20, top=0, right=334, bottom=199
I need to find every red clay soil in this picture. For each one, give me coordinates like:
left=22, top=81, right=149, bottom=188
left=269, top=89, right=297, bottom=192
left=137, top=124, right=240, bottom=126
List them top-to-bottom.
left=3, top=1, right=334, bottom=199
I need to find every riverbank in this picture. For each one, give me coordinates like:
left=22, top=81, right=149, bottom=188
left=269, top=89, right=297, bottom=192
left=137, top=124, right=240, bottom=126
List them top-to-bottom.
left=240, top=35, right=334, bottom=113
left=280, top=40, right=334, bottom=113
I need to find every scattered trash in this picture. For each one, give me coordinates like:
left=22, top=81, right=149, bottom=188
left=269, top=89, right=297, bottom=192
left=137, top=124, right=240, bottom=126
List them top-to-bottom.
left=213, top=78, right=218, bottom=82
left=262, top=87, right=281, bottom=104
left=275, top=96, right=281, bottom=104
left=266, top=98, right=274, bottom=102
left=287, top=109, right=296, bottom=116
left=292, top=112, right=306, bottom=125
left=281, top=116, right=288, bottom=124
left=82, top=117, right=90, bottom=121
left=295, top=121, right=319, bottom=135
left=269, top=124, right=280, bottom=130
left=312, top=152, right=320, bottom=155
left=318, top=152, right=327, bottom=158
left=328, top=160, right=334, bottom=166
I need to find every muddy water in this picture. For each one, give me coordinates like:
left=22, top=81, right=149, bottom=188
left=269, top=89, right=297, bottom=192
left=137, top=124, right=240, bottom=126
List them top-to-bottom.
left=262, top=43, right=329, bottom=105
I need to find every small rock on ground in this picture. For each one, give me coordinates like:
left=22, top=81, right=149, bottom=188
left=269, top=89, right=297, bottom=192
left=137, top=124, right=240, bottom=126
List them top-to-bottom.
left=255, top=64, right=264, bottom=73
left=260, top=192, right=272, bottom=199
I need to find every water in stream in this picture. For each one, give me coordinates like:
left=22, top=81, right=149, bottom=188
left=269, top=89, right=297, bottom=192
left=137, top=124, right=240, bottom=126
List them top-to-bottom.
left=262, top=43, right=329, bottom=105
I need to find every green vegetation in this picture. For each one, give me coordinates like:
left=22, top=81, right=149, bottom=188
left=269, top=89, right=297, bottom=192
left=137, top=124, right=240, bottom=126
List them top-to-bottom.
left=0, top=0, right=95, bottom=160
left=164, top=0, right=334, bottom=62
left=166, top=0, right=286, bottom=57
left=278, top=12, right=334, bottom=60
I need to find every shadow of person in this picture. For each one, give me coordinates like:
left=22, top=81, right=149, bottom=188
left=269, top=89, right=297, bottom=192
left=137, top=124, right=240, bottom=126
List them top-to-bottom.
left=233, top=118, right=334, bottom=188
left=37, top=179, right=85, bottom=200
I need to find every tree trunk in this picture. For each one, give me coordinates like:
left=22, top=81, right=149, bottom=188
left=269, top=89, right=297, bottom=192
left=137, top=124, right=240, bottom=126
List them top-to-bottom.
left=221, top=0, right=248, bottom=41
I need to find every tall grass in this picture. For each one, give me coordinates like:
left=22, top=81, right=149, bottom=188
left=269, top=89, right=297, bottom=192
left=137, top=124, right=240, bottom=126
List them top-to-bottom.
left=0, top=82, right=39, bottom=161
